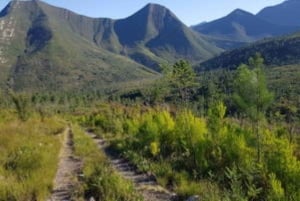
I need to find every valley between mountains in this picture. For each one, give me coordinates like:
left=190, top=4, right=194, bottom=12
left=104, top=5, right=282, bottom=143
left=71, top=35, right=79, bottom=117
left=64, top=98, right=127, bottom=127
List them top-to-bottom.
left=0, top=0, right=299, bottom=201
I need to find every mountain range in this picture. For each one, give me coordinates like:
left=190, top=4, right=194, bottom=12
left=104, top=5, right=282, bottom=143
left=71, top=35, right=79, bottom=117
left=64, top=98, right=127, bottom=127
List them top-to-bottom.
left=0, top=0, right=300, bottom=93
left=0, top=0, right=221, bottom=92
left=193, top=0, right=300, bottom=49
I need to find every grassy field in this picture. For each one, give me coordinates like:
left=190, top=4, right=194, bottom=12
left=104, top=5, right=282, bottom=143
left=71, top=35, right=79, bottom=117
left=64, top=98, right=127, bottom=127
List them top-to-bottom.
left=0, top=113, right=65, bottom=201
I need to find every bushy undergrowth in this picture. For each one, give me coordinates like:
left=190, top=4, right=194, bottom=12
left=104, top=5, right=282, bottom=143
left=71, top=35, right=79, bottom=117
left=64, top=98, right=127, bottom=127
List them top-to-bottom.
left=78, top=103, right=300, bottom=201
left=0, top=115, right=65, bottom=201
left=72, top=125, right=143, bottom=201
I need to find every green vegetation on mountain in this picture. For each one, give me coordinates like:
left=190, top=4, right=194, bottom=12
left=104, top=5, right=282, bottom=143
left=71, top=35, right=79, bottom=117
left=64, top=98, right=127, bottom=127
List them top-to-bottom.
left=0, top=1, right=222, bottom=93
left=1, top=1, right=157, bottom=93
left=109, top=3, right=221, bottom=70
left=198, top=32, right=300, bottom=70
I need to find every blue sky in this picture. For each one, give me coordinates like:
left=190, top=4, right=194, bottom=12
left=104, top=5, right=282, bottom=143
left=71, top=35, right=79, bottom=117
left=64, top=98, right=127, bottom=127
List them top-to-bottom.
left=0, top=0, right=285, bottom=25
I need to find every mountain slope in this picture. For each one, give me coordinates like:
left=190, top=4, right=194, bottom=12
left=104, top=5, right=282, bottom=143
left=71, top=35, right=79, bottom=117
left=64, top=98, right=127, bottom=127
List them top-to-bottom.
left=257, top=0, right=300, bottom=27
left=0, top=1, right=221, bottom=92
left=1, top=1, right=157, bottom=92
left=39, top=2, right=221, bottom=70
left=113, top=3, right=221, bottom=70
left=193, top=8, right=299, bottom=49
left=197, top=32, right=300, bottom=70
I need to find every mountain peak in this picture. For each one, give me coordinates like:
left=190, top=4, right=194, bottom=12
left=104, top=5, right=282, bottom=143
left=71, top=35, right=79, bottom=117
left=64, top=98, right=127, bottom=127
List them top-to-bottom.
left=0, top=0, right=40, bottom=17
left=136, top=2, right=173, bottom=18
left=114, top=3, right=180, bottom=46
left=144, top=3, right=166, bottom=9
left=192, top=4, right=299, bottom=49
left=229, top=9, right=253, bottom=17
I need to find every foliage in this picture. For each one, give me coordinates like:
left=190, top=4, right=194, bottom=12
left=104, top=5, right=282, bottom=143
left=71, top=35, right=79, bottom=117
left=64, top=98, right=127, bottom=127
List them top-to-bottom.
left=233, top=53, right=274, bottom=162
left=233, top=54, right=273, bottom=121
left=145, top=60, right=198, bottom=105
left=78, top=103, right=299, bottom=200
left=72, top=125, right=142, bottom=201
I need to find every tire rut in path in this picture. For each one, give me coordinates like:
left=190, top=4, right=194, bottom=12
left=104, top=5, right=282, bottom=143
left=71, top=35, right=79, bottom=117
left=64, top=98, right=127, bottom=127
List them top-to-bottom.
left=47, top=128, right=82, bottom=201
left=87, top=132, right=177, bottom=201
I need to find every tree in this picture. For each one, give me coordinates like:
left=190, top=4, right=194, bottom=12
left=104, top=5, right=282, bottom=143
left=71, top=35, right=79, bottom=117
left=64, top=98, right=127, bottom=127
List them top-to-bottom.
left=233, top=53, right=273, bottom=162
left=146, top=60, right=198, bottom=105
left=162, top=60, right=197, bottom=104
left=208, top=101, right=227, bottom=138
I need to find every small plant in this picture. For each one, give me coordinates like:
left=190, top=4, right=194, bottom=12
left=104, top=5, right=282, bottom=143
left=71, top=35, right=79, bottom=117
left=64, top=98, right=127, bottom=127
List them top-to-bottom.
left=10, top=93, right=31, bottom=121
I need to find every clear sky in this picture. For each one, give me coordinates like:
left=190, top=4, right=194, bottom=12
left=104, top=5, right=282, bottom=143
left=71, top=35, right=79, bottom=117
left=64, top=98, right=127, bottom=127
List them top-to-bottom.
left=0, top=0, right=285, bottom=26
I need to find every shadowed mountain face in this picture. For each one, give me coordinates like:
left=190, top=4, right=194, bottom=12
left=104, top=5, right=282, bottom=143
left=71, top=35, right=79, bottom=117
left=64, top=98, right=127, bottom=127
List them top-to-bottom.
left=257, top=0, right=300, bottom=27
left=0, top=1, right=221, bottom=92
left=114, top=3, right=170, bottom=46
left=193, top=5, right=300, bottom=49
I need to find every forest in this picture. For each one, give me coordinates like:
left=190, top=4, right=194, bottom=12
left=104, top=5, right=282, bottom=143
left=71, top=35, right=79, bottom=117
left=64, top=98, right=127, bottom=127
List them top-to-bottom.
left=0, top=54, right=299, bottom=201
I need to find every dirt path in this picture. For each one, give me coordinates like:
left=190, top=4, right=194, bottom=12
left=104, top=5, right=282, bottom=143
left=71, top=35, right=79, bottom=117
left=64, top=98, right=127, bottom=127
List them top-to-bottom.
left=47, top=128, right=82, bottom=201
left=87, top=132, right=177, bottom=201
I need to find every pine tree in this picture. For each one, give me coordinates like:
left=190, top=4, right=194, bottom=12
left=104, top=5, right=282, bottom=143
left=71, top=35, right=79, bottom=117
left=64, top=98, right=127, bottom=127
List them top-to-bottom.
left=233, top=53, right=273, bottom=162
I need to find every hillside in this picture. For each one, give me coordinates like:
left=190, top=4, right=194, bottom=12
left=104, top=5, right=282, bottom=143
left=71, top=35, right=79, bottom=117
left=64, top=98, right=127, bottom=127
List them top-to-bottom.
left=257, top=0, right=300, bottom=27
left=0, top=1, right=221, bottom=92
left=0, top=1, right=158, bottom=92
left=34, top=2, right=221, bottom=69
left=109, top=3, right=221, bottom=70
left=192, top=8, right=299, bottom=49
left=197, top=32, right=300, bottom=70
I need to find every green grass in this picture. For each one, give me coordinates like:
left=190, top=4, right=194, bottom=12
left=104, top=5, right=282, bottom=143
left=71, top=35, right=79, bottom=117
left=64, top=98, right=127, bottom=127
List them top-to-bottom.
left=0, top=115, right=65, bottom=201
left=72, top=125, right=143, bottom=201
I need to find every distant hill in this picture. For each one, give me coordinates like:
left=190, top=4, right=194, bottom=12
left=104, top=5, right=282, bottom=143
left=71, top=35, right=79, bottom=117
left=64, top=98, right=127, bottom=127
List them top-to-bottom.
left=257, top=0, right=300, bottom=27
left=0, top=1, right=221, bottom=92
left=193, top=6, right=300, bottom=49
left=196, top=32, right=300, bottom=70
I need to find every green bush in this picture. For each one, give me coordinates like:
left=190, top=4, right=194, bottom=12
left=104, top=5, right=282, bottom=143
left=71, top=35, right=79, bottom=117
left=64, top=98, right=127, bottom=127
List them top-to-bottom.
left=77, top=103, right=300, bottom=200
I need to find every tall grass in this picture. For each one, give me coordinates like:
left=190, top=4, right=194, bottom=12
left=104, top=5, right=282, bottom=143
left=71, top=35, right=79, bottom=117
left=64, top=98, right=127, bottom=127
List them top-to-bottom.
left=0, top=115, right=65, bottom=201
left=72, top=125, right=143, bottom=201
